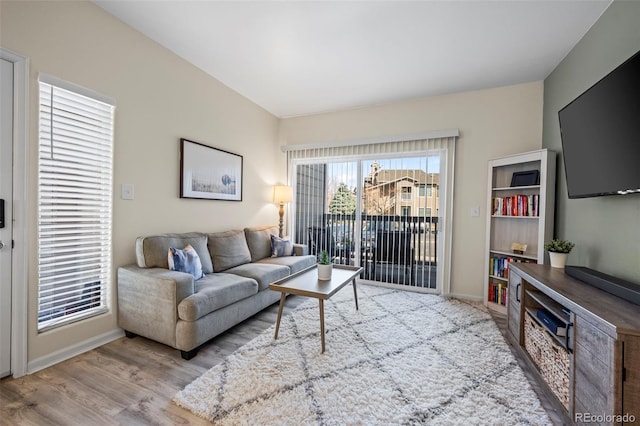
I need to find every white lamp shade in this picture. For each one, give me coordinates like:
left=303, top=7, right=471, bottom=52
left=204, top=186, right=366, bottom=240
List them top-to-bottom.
left=273, top=185, right=293, bottom=203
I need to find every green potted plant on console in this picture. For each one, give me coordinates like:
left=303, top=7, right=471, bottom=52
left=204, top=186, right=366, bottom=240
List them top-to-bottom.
left=544, top=239, right=575, bottom=269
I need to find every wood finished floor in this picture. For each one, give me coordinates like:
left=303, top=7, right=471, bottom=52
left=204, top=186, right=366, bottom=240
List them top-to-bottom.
left=1, top=296, right=562, bottom=425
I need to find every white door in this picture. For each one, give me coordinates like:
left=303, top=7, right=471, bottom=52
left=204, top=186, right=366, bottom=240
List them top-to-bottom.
left=0, top=58, right=14, bottom=378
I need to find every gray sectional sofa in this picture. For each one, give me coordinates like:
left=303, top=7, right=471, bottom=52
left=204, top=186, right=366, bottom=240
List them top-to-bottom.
left=117, top=225, right=315, bottom=359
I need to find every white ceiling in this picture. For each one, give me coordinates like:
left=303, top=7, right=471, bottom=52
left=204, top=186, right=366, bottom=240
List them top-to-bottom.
left=93, top=0, right=611, bottom=118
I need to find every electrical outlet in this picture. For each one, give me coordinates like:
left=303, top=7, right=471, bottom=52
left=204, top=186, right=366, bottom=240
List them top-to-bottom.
left=471, top=206, right=480, bottom=217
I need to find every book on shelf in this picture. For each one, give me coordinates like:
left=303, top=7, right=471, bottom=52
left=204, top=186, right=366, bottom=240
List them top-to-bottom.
left=492, top=194, right=539, bottom=217
left=489, top=255, right=536, bottom=279
left=490, top=256, right=511, bottom=279
left=488, top=282, right=507, bottom=306
left=536, top=308, right=567, bottom=336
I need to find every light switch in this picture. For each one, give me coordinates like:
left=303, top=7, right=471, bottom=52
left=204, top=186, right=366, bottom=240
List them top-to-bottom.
left=121, top=183, right=134, bottom=200
left=471, top=206, right=480, bottom=217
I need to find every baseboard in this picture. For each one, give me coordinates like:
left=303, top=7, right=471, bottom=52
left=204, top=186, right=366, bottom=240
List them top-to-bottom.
left=359, top=279, right=439, bottom=294
left=358, top=281, right=481, bottom=301
left=447, top=293, right=483, bottom=303
left=27, top=328, right=124, bottom=374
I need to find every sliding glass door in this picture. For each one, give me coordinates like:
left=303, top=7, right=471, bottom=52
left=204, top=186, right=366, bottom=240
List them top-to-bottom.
left=292, top=153, right=444, bottom=291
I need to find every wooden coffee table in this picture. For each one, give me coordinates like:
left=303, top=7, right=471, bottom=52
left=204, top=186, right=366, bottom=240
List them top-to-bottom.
left=269, top=264, right=363, bottom=353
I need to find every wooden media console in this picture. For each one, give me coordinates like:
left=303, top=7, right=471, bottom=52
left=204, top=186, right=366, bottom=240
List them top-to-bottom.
left=508, top=263, right=640, bottom=425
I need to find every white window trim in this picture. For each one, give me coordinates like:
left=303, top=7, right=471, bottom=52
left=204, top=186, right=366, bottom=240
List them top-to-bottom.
left=38, top=74, right=115, bottom=106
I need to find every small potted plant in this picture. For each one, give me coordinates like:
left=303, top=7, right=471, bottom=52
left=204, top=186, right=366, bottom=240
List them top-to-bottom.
left=544, top=239, right=575, bottom=269
left=317, top=250, right=332, bottom=280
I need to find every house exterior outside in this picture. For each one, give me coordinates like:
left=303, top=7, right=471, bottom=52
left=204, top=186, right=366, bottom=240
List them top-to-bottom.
left=363, top=162, right=440, bottom=219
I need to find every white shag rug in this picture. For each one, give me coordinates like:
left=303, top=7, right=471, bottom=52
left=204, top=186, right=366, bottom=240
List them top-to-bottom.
left=174, top=285, right=551, bottom=425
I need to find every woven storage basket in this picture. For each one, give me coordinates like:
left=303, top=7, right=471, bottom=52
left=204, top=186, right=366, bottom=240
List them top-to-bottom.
left=524, top=312, right=570, bottom=410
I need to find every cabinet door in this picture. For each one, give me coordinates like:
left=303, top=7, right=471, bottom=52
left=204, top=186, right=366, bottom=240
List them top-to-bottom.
left=507, top=271, right=522, bottom=343
left=574, top=315, right=615, bottom=418
left=622, top=334, right=640, bottom=419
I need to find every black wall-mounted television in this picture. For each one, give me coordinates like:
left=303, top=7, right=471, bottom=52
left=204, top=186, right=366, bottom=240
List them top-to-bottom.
left=558, top=49, right=640, bottom=199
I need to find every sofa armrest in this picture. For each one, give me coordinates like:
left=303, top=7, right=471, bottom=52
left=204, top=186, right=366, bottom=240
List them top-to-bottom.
left=293, top=243, right=308, bottom=256
left=117, top=265, right=195, bottom=348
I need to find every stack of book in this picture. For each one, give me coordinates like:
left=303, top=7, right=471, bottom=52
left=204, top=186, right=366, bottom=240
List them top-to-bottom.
left=492, top=194, right=539, bottom=217
left=489, top=256, right=536, bottom=278
left=489, top=256, right=511, bottom=278
left=488, top=282, right=507, bottom=306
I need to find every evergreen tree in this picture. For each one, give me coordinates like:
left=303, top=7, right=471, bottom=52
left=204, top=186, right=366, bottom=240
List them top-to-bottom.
left=329, top=183, right=356, bottom=214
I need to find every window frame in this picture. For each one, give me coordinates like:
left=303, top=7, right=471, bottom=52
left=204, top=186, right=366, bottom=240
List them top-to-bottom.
left=37, top=75, right=115, bottom=332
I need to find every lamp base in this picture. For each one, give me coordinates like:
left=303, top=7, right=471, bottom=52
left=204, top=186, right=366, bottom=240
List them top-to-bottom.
left=278, top=202, right=285, bottom=238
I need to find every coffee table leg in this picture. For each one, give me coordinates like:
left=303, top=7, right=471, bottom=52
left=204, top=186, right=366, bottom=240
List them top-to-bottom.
left=352, top=279, right=359, bottom=310
left=274, top=293, right=286, bottom=340
left=319, top=299, right=325, bottom=353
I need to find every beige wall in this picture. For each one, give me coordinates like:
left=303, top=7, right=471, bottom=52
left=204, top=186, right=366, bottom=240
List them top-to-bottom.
left=543, top=0, right=640, bottom=286
left=1, top=1, right=282, bottom=363
left=279, top=81, right=544, bottom=298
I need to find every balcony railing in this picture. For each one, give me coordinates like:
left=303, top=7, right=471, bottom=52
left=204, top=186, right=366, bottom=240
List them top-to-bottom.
left=301, top=214, right=438, bottom=289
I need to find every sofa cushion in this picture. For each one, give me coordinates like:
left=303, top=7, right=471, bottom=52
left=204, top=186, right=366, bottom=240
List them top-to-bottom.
left=244, top=226, right=278, bottom=262
left=208, top=230, right=252, bottom=272
left=136, top=232, right=213, bottom=274
left=168, top=245, right=205, bottom=280
left=257, top=255, right=316, bottom=274
left=225, top=263, right=290, bottom=291
left=177, top=273, right=259, bottom=321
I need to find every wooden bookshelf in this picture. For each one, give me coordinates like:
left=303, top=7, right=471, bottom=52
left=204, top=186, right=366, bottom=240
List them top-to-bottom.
left=483, top=149, right=556, bottom=313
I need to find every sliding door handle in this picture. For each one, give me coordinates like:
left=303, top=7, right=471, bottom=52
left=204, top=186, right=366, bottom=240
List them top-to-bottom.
left=0, top=199, right=4, bottom=228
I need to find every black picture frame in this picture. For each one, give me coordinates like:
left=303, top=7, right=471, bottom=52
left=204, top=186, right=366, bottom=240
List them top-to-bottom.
left=180, top=138, right=243, bottom=201
left=510, top=170, right=539, bottom=187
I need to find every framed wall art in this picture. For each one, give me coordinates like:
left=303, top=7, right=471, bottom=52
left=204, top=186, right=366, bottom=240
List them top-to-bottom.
left=180, top=138, right=243, bottom=201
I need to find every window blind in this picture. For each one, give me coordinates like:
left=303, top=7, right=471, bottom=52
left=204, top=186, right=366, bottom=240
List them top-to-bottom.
left=37, top=78, right=115, bottom=331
